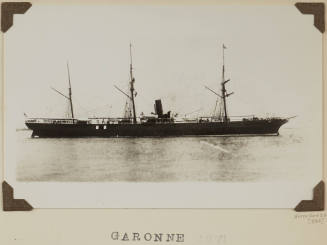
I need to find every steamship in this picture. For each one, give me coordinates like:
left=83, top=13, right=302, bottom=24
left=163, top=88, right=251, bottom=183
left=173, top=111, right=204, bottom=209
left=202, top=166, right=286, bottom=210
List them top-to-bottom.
left=25, top=45, right=289, bottom=138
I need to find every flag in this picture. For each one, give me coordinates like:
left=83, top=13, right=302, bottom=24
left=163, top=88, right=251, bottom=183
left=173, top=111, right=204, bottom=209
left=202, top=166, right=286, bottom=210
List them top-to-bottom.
left=223, top=44, right=227, bottom=49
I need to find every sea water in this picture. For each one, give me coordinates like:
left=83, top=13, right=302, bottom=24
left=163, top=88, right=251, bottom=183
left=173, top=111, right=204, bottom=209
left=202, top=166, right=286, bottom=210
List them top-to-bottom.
left=15, top=128, right=320, bottom=182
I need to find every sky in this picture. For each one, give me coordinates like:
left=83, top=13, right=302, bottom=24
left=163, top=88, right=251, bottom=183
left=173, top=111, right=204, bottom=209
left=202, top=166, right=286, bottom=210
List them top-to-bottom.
left=4, top=4, right=322, bottom=130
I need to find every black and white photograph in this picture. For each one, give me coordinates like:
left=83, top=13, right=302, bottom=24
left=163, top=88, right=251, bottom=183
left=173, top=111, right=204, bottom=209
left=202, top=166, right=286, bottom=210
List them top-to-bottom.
left=3, top=2, right=323, bottom=207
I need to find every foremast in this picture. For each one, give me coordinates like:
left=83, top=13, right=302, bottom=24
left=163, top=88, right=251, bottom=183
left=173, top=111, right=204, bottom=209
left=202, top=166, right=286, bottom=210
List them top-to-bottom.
left=129, top=43, right=137, bottom=124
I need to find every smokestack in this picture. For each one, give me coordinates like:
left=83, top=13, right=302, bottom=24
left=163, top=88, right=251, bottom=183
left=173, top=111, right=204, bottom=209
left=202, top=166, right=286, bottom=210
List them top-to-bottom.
left=154, top=99, right=163, bottom=117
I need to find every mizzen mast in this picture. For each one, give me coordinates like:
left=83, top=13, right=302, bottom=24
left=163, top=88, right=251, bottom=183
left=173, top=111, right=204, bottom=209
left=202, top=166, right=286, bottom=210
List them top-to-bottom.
left=129, top=43, right=137, bottom=124
left=67, top=62, right=74, bottom=119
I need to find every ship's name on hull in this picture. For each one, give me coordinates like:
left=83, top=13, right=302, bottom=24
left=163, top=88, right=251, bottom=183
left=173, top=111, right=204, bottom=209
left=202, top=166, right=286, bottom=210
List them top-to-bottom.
left=111, top=232, right=184, bottom=242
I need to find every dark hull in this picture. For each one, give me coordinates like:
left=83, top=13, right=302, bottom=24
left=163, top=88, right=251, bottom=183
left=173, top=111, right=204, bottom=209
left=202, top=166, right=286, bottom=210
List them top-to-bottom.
left=25, top=119, right=288, bottom=138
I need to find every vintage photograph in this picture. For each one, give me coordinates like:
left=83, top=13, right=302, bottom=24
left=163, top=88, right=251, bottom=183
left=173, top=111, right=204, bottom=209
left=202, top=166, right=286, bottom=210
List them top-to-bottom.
left=3, top=3, right=323, bottom=207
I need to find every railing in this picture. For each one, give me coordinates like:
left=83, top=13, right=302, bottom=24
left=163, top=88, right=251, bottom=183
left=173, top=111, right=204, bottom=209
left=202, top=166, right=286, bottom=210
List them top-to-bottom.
left=25, top=115, right=285, bottom=125
left=25, top=118, right=78, bottom=124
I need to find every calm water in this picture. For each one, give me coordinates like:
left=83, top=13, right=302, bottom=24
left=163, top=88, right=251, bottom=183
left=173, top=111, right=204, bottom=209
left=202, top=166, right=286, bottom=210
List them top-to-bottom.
left=16, top=128, right=313, bottom=182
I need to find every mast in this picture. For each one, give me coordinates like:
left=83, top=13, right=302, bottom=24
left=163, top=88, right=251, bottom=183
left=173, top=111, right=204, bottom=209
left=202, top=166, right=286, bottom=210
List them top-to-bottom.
left=129, top=43, right=137, bottom=124
left=221, top=44, right=232, bottom=123
left=67, top=62, right=74, bottom=119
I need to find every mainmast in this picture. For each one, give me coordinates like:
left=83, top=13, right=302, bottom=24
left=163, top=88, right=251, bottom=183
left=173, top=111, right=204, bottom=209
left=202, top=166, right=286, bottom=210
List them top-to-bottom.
left=129, top=43, right=137, bottom=124
left=220, top=44, right=233, bottom=123
left=67, top=62, right=74, bottom=119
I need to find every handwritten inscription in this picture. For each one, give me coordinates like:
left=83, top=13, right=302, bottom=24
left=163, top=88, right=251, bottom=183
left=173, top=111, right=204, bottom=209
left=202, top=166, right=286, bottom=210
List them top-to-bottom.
left=294, top=212, right=327, bottom=224
left=111, top=232, right=184, bottom=242
left=199, top=234, right=227, bottom=245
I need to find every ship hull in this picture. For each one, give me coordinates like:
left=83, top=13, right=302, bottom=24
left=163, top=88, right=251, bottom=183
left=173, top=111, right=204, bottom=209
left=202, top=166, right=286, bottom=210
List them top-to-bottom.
left=25, top=119, right=288, bottom=138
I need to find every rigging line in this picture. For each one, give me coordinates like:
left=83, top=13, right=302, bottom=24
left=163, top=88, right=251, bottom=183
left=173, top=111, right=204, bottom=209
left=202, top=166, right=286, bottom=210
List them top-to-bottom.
left=116, top=83, right=155, bottom=113
left=114, top=85, right=132, bottom=100
left=204, top=85, right=222, bottom=98
left=50, top=86, right=88, bottom=115
left=50, top=87, right=70, bottom=100
left=212, top=98, right=219, bottom=117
